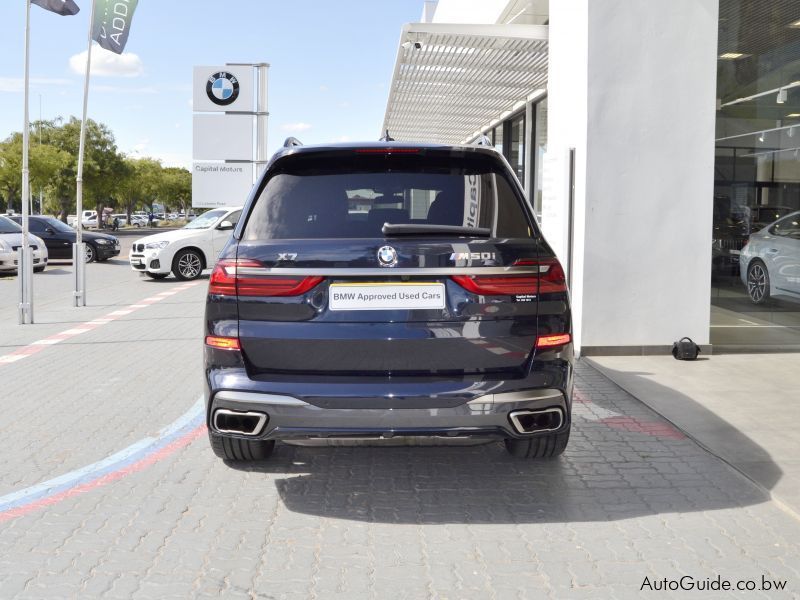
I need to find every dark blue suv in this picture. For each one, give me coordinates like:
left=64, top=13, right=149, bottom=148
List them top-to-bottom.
left=204, top=141, right=573, bottom=461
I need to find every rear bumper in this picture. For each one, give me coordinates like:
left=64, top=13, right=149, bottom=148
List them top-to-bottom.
left=206, top=378, right=571, bottom=440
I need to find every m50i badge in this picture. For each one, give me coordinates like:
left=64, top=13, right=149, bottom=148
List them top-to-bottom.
left=450, top=252, right=496, bottom=261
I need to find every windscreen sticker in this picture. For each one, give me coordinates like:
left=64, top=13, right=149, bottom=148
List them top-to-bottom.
left=463, top=174, right=481, bottom=228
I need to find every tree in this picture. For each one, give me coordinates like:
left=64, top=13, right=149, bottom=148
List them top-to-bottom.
left=37, top=117, right=125, bottom=223
left=0, top=134, right=23, bottom=212
left=118, top=157, right=161, bottom=222
left=160, top=167, right=192, bottom=215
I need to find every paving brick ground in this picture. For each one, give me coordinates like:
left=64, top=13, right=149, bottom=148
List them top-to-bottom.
left=1, top=263, right=799, bottom=599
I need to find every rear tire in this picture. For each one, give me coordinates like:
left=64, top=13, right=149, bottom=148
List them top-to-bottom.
left=145, top=272, right=169, bottom=280
left=504, top=427, right=570, bottom=458
left=209, top=432, right=275, bottom=461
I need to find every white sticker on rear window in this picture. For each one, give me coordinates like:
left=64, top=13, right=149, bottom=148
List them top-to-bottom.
left=463, top=174, right=481, bottom=228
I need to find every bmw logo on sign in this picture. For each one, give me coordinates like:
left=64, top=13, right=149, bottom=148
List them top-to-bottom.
left=206, top=71, right=240, bottom=106
left=377, top=246, right=398, bottom=267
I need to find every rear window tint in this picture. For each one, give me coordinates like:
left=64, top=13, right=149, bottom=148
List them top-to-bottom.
left=242, top=152, right=535, bottom=240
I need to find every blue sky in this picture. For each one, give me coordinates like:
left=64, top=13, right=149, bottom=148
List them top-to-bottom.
left=0, top=0, right=423, bottom=168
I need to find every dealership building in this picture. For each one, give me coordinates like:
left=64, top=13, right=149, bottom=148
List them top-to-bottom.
left=382, top=0, right=800, bottom=354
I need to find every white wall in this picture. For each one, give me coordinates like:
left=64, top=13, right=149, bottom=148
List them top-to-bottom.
left=547, top=0, right=719, bottom=349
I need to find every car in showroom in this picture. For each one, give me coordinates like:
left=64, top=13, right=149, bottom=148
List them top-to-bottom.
left=203, top=141, right=573, bottom=462
left=129, top=206, right=242, bottom=280
left=741, top=210, right=800, bottom=304
left=0, top=215, right=48, bottom=273
left=8, top=215, right=120, bottom=263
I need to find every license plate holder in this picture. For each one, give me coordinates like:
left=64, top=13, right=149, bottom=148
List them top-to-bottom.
left=329, top=282, right=445, bottom=311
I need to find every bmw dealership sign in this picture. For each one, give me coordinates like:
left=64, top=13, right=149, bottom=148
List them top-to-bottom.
left=192, top=64, right=268, bottom=208
left=192, top=66, right=253, bottom=113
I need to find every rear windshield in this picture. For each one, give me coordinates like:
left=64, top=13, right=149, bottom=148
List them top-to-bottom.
left=242, top=152, right=535, bottom=240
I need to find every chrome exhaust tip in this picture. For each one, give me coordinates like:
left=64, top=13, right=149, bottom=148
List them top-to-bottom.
left=508, top=408, right=564, bottom=435
left=213, top=409, right=268, bottom=436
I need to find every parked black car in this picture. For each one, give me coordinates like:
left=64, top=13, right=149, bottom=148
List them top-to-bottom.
left=204, top=141, right=574, bottom=462
left=9, top=215, right=120, bottom=263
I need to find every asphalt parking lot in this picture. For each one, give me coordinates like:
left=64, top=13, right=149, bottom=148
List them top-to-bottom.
left=1, top=257, right=799, bottom=599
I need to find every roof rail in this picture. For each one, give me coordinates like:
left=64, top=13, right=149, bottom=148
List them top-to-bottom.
left=379, top=129, right=395, bottom=142
left=475, top=134, right=492, bottom=146
left=283, top=137, right=303, bottom=148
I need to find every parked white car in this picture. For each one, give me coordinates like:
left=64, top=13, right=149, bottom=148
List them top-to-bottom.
left=129, top=207, right=242, bottom=280
left=67, top=210, right=98, bottom=228
left=741, top=210, right=800, bottom=304
left=0, top=215, right=49, bottom=273
left=129, top=215, right=148, bottom=228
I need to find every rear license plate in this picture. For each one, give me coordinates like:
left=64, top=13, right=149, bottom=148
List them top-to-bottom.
left=329, top=283, right=445, bottom=311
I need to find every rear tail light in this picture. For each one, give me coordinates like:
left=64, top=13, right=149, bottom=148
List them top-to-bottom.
left=209, top=259, right=323, bottom=297
left=451, top=259, right=567, bottom=295
left=536, top=333, right=571, bottom=349
left=205, top=336, right=241, bottom=350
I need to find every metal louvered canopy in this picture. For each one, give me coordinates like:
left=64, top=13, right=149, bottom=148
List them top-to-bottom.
left=382, top=23, right=548, bottom=144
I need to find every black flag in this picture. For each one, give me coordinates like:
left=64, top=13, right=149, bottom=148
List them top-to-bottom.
left=31, top=0, right=80, bottom=16
left=92, top=0, right=139, bottom=54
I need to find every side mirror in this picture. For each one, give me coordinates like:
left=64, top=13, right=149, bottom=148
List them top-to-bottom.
left=217, top=220, right=234, bottom=231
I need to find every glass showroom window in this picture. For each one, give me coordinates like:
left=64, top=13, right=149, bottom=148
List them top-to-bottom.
left=712, top=0, right=800, bottom=349
left=533, top=98, right=548, bottom=216
left=508, top=113, right=525, bottom=183
left=493, top=125, right=503, bottom=155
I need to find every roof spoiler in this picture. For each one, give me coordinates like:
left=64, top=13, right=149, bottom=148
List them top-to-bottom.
left=283, top=137, right=303, bottom=148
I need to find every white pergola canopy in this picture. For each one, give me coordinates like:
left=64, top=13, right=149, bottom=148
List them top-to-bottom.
left=382, top=22, right=548, bottom=144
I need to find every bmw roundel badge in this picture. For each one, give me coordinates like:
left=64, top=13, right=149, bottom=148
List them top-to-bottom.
left=206, top=71, right=240, bottom=106
left=377, top=245, right=398, bottom=267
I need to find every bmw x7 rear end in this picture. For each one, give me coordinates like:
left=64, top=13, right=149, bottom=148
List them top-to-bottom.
left=204, top=142, right=573, bottom=461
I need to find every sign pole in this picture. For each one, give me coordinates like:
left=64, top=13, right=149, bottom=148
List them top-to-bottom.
left=19, top=0, right=34, bottom=325
left=74, top=0, right=96, bottom=308
left=255, top=63, right=269, bottom=179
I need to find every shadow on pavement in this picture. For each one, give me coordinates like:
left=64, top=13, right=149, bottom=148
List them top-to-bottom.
left=586, top=360, right=784, bottom=501
left=223, top=364, right=776, bottom=524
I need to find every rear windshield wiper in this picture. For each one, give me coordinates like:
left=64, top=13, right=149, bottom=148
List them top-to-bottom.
left=381, top=223, right=491, bottom=237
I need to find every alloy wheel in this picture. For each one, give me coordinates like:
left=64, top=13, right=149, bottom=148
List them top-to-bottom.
left=84, top=244, right=95, bottom=263
left=178, top=252, right=202, bottom=279
left=747, top=263, right=767, bottom=303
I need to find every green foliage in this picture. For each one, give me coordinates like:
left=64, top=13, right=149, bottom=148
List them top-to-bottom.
left=0, top=118, right=191, bottom=220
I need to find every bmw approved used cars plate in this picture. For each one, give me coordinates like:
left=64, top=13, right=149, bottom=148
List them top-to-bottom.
left=329, top=282, right=445, bottom=311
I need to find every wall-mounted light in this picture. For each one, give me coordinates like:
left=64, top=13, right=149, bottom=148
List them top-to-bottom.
left=778, top=88, right=788, bottom=104
left=758, top=133, right=765, bottom=143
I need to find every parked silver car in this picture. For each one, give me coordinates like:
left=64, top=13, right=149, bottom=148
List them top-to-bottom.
left=740, top=211, right=800, bottom=304
left=0, top=215, right=49, bottom=273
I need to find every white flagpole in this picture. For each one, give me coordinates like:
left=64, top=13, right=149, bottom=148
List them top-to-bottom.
left=19, top=0, right=34, bottom=324
left=74, top=0, right=96, bottom=307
